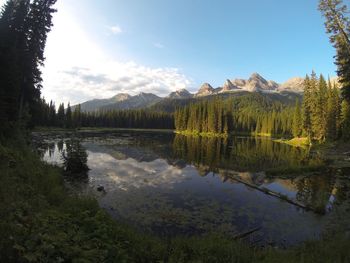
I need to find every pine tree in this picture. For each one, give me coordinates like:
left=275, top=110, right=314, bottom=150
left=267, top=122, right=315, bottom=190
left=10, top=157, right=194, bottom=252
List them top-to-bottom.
left=319, top=0, right=350, bottom=101
left=302, top=75, right=312, bottom=138
left=317, top=75, right=328, bottom=140
left=325, top=80, right=339, bottom=140
left=292, top=99, right=302, bottom=137
left=48, top=100, right=56, bottom=126
left=341, top=100, right=350, bottom=141
left=57, top=103, right=65, bottom=128
left=66, top=103, right=73, bottom=129
left=73, top=104, right=82, bottom=128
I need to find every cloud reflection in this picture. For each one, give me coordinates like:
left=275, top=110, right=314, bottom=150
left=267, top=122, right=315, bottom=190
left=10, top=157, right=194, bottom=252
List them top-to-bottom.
left=87, top=151, right=192, bottom=191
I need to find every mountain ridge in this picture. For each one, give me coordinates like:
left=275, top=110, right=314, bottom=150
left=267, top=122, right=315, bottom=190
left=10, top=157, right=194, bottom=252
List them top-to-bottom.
left=73, top=73, right=315, bottom=112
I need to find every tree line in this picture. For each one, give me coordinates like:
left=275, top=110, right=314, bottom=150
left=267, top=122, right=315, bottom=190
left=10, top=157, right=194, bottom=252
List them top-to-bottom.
left=174, top=73, right=348, bottom=142
left=174, top=93, right=296, bottom=137
left=33, top=99, right=174, bottom=129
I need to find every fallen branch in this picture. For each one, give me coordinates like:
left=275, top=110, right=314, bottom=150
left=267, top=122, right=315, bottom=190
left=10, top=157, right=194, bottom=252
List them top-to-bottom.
left=223, top=171, right=321, bottom=214
left=233, top=227, right=261, bottom=240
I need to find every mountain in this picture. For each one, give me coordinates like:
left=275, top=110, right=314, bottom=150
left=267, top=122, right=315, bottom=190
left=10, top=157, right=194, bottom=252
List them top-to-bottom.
left=73, top=72, right=308, bottom=112
left=230, top=73, right=279, bottom=92
left=278, top=77, right=305, bottom=93
left=220, top=79, right=239, bottom=92
left=194, top=83, right=215, bottom=97
left=167, top=88, right=193, bottom=99
left=151, top=91, right=301, bottom=113
left=100, top=92, right=162, bottom=111
left=75, top=93, right=131, bottom=112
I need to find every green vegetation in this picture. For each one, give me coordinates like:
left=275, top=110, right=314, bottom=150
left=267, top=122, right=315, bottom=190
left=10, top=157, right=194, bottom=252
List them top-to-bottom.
left=0, top=0, right=57, bottom=135
left=319, top=0, right=350, bottom=139
left=175, top=72, right=346, bottom=144
left=301, top=73, right=341, bottom=142
left=175, top=93, right=296, bottom=137
left=34, top=100, right=174, bottom=130
left=175, top=130, right=228, bottom=138
left=172, top=135, right=321, bottom=173
left=274, top=137, right=311, bottom=147
left=62, top=139, right=90, bottom=176
left=0, top=141, right=164, bottom=262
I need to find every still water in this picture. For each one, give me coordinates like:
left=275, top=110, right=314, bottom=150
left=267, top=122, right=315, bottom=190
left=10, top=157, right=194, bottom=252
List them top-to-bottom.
left=33, top=130, right=349, bottom=247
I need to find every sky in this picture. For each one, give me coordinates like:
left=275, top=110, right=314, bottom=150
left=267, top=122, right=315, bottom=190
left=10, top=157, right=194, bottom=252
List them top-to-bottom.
left=1, top=0, right=338, bottom=104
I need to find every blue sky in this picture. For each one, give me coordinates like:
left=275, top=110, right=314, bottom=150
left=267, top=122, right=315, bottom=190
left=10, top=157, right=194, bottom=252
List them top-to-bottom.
left=1, top=0, right=336, bottom=104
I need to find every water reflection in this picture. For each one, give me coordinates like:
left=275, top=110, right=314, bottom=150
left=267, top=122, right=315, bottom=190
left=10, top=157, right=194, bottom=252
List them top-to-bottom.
left=32, top=131, right=350, bottom=246
left=172, top=135, right=320, bottom=173
left=62, top=139, right=89, bottom=180
left=88, top=153, right=188, bottom=191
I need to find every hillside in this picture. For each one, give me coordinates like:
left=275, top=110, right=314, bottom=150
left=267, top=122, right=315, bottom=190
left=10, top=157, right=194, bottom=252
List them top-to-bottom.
left=151, top=91, right=302, bottom=113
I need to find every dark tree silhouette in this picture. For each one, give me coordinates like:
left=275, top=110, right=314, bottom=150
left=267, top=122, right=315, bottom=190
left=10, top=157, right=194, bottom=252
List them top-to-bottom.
left=0, top=0, right=57, bottom=135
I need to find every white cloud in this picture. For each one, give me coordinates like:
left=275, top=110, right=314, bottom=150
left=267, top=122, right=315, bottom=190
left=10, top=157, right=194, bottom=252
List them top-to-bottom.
left=41, top=1, right=191, bottom=105
left=107, top=25, right=123, bottom=35
left=153, top=42, right=164, bottom=49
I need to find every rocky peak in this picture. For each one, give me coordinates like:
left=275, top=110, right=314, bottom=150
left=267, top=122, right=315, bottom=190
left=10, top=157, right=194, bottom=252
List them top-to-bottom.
left=248, top=72, right=269, bottom=85
left=249, top=72, right=264, bottom=79
left=245, top=73, right=278, bottom=91
left=278, top=77, right=305, bottom=93
left=222, top=79, right=238, bottom=92
left=231, top=79, right=247, bottom=88
left=195, top=83, right=214, bottom=97
left=167, top=89, right=193, bottom=99
left=112, top=93, right=131, bottom=102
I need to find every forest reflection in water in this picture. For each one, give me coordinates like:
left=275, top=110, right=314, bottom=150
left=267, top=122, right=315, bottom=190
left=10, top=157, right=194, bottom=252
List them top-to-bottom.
left=33, top=131, right=350, bottom=247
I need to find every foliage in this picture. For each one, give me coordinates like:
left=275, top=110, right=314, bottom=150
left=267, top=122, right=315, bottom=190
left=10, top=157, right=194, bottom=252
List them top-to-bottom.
left=0, top=0, right=57, bottom=136
left=319, top=0, right=350, bottom=101
left=301, top=72, right=341, bottom=142
left=175, top=93, right=295, bottom=137
left=33, top=99, right=174, bottom=130
left=61, top=139, right=89, bottom=176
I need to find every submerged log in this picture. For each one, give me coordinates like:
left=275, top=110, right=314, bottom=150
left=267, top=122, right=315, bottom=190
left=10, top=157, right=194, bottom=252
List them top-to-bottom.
left=224, top=171, right=321, bottom=214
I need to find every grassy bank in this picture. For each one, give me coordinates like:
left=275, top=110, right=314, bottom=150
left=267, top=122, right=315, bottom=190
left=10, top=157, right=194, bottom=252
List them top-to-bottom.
left=175, top=130, right=229, bottom=138
left=274, top=137, right=311, bottom=148
left=1, top=139, right=350, bottom=262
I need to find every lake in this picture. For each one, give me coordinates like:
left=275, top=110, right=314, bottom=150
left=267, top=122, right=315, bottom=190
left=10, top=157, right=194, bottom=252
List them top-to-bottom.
left=32, top=130, right=349, bottom=247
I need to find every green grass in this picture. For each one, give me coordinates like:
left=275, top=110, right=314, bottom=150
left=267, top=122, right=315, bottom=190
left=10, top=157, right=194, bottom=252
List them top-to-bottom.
left=175, top=130, right=229, bottom=138
left=274, top=137, right=311, bottom=148
left=0, top=138, right=349, bottom=262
